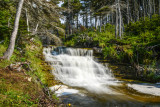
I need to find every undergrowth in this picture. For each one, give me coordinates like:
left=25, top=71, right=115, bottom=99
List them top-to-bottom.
left=64, top=14, right=160, bottom=82
left=0, top=36, right=58, bottom=106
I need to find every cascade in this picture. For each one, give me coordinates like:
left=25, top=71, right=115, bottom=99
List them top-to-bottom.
left=43, top=47, right=118, bottom=93
left=43, top=47, right=160, bottom=106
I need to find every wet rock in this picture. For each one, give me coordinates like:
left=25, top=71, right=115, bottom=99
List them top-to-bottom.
left=93, top=47, right=102, bottom=53
left=49, top=85, right=79, bottom=97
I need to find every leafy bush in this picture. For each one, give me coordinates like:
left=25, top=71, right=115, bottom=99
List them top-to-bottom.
left=64, top=15, right=160, bottom=82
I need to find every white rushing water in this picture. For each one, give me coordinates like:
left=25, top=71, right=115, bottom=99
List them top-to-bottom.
left=43, top=47, right=118, bottom=94
left=43, top=47, right=160, bottom=99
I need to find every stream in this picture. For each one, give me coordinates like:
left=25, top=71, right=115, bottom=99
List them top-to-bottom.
left=43, top=47, right=160, bottom=107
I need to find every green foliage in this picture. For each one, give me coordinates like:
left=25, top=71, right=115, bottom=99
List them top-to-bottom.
left=0, top=0, right=55, bottom=86
left=62, top=0, right=82, bottom=16
left=0, top=1, right=27, bottom=43
left=0, top=1, right=61, bottom=106
left=0, top=9, right=12, bottom=40
left=125, top=14, right=160, bottom=36
left=64, top=15, right=160, bottom=82
left=65, top=23, right=115, bottom=47
left=155, top=26, right=160, bottom=39
left=0, top=36, right=59, bottom=106
left=0, top=44, right=20, bottom=67
left=103, top=46, right=117, bottom=58
left=0, top=77, right=37, bottom=107
left=0, top=90, right=36, bottom=107
left=52, top=94, right=59, bottom=100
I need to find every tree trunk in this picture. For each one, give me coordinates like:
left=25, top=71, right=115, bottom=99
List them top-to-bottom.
left=2, top=0, right=24, bottom=60
left=68, top=0, right=70, bottom=35
left=115, top=0, right=118, bottom=39
left=118, top=0, right=122, bottom=39
left=127, top=0, right=130, bottom=24
left=134, top=0, right=139, bottom=21
left=134, top=0, right=136, bottom=21
left=137, top=0, right=140, bottom=20
left=139, top=0, right=142, bottom=18
left=143, top=0, right=146, bottom=20
left=145, top=0, right=149, bottom=17
left=149, top=0, right=152, bottom=18
left=153, top=0, right=155, bottom=14
left=159, top=0, right=160, bottom=15
left=89, top=2, right=92, bottom=27
left=25, top=8, right=29, bottom=33
left=70, top=12, right=73, bottom=35
left=86, top=12, right=88, bottom=28
left=77, top=13, right=79, bottom=29
left=111, top=13, right=114, bottom=24
left=83, top=14, right=85, bottom=26
left=107, top=14, right=109, bottom=23
left=108, top=14, right=111, bottom=23
left=99, top=15, right=102, bottom=32
left=121, top=15, right=124, bottom=38
left=8, top=16, right=12, bottom=27
left=95, top=16, right=97, bottom=30
left=65, top=17, right=67, bottom=40
left=104, top=20, right=106, bottom=31
left=35, top=22, right=39, bottom=32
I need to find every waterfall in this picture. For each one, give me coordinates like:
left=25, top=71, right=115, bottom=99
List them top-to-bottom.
left=43, top=47, right=118, bottom=94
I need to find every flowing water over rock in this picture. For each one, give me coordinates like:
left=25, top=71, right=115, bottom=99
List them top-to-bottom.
left=43, top=47, right=160, bottom=107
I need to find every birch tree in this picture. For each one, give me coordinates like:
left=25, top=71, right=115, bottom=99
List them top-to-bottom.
left=2, top=0, right=24, bottom=60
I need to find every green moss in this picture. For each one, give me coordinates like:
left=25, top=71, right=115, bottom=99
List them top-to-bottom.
left=0, top=36, right=58, bottom=106
left=0, top=72, right=39, bottom=107
left=0, top=90, right=37, bottom=107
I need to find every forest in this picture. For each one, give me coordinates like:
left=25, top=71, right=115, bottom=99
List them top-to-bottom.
left=0, top=0, right=160, bottom=106
left=63, top=0, right=160, bottom=82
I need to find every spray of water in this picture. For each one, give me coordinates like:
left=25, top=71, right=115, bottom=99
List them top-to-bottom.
left=43, top=47, right=118, bottom=94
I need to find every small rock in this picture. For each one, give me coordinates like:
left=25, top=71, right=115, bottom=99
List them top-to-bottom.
left=25, top=77, right=32, bottom=82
